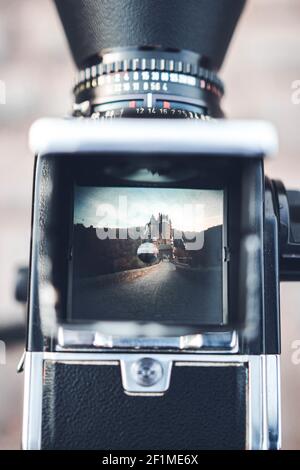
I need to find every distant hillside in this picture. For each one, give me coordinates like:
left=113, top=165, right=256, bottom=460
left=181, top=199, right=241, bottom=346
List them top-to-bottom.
left=73, top=224, right=146, bottom=278
left=174, top=224, right=222, bottom=268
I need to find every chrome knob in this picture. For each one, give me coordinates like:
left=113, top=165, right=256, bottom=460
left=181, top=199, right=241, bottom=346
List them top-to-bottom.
left=131, top=357, right=163, bottom=387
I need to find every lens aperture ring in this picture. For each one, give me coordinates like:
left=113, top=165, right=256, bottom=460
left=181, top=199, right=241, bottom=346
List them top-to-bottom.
left=74, top=56, right=224, bottom=101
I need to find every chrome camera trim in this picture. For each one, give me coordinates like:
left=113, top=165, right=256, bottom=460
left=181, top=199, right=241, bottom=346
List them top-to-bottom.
left=57, top=325, right=238, bottom=353
left=22, top=351, right=281, bottom=450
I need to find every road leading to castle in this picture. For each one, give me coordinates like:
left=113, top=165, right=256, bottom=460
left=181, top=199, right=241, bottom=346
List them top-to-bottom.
left=72, top=260, right=222, bottom=325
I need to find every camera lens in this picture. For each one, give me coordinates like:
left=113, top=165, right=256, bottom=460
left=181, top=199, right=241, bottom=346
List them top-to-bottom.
left=73, top=47, right=224, bottom=119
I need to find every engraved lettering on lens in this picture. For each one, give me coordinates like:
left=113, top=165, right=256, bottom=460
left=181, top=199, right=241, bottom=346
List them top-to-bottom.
left=73, top=49, right=224, bottom=119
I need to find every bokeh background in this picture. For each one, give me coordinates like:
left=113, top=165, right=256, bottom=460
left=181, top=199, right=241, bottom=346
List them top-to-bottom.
left=0, top=0, right=299, bottom=449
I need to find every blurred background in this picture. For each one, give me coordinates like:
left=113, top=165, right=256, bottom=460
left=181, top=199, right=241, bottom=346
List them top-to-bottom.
left=0, top=0, right=299, bottom=449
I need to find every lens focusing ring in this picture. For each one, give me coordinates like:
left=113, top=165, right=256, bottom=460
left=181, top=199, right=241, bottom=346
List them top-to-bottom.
left=73, top=48, right=224, bottom=118
left=75, top=57, right=224, bottom=96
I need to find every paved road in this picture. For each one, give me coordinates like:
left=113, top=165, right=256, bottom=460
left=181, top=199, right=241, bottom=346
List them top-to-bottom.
left=73, top=261, right=222, bottom=325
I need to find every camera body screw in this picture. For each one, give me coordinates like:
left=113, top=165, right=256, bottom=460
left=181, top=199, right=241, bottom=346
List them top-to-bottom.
left=131, top=357, right=163, bottom=387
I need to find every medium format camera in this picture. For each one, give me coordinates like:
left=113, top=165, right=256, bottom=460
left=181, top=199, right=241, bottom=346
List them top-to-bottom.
left=21, top=0, right=300, bottom=450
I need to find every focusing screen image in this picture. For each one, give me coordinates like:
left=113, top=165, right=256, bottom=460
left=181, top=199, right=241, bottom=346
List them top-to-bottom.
left=70, top=186, right=225, bottom=325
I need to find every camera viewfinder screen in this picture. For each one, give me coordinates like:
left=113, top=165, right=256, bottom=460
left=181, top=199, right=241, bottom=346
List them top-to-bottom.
left=70, top=186, right=225, bottom=326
